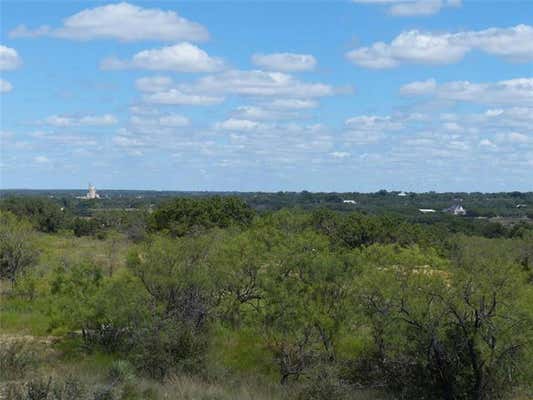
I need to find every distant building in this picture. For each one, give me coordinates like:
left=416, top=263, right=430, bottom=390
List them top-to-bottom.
left=77, top=183, right=100, bottom=200
left=398, top=192, right=407, bottom=197
left=343, top=199, right=357, bottom=204
left=444, top=199, right=466, bottom=216
left=419, top=209, right=436, bottom=214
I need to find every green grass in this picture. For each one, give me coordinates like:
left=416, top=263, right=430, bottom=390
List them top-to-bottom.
left=34, top=230, right=132, bottom=275
left=0, top=298, right=50, bottom=336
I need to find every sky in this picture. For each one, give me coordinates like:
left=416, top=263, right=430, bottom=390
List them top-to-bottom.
left=0, top=0, right=532, bottom=192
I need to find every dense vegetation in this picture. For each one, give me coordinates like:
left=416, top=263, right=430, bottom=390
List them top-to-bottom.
left=1, top=193, right=532, bottom=400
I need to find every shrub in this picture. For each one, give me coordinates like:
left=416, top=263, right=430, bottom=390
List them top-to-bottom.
left=149, top=196, right=254, bottom=236
left=0, top=211, right=38, bottom=285
left=0, top=340, right=38, bottom=380
left=108, top=360, right=136, bottom=383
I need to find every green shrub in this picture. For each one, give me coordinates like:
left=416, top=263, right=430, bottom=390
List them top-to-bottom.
left=0, top=340, right=38, bottom=380
left=108, top=360, right=136, bottom=383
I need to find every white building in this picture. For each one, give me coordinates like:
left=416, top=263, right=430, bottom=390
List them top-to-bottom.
left=77, top=183, right=100, bottom=199
left=398, top=192, right=407, bottom=197
left=343, top=199, right=357, bottom=204
left=444, top=202, right=466, bottom=216
left=419, top=209, right=436, bottom=214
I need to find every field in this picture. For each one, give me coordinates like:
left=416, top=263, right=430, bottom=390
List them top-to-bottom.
left=1, top=193, right=532, bottom=400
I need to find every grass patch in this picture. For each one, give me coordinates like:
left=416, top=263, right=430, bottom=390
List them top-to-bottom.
left=0, top=298, right=50, bottom=336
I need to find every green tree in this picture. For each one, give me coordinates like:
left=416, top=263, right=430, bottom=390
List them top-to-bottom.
left=0, top=196, right=65, bottom=233
left=149, top=196, right=254, bottom=236
left=0, top=211, right=38, bottom=285
left=126, top=234, right=220, bottom=378
left=357, top=243, right=533, bottom=400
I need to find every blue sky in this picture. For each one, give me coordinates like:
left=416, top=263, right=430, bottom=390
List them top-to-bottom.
left=1, top=0, right=532, bottom=192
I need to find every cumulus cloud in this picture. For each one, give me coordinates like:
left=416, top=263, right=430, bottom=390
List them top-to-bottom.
left=352, top=0, right=461, bottom=16
left=9, top=2, right=209, bottom=42
left=347, top=24, right=533, bottom=68
left=101, top=43, right=224, bottom=72
left=0, top=45, right=22, bottom=70
left=251, top=53, right=317, bottom=72
left=137, top=70, right=336, bottom=108
left=191, top=70, right=335, bottom=98
left=135, top=76, right=174, bottom=93
left=400, top=77, right=533, bottom=106
left=0, top=78, right=13, bottom=93
left=399, top=78, right=437, bottom=95
left=143, top=89, right=224, bottom=106
left=267, top=99, right=318, bottom=109
left=231, top=106, right=300, bottom=121
left=131, top=113, right=190, bottom=128
left=43, top=114, right=118, bottom=127
left=343, top=115, right=403, bottom=144
left=214, top=118, right=263, bottom=132
left=330, top=151, right=350, bottom=159
left=33, top=155, right=51, bottom=164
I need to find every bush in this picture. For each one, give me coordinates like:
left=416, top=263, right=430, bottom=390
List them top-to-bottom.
left=0, top=196, right=65, bottom=233
left=149, top=196, right=254, bottom=236
left=0, top=211, right=38, bottom=285
left=72, top=218, right=103, bottom=238
left=0, top=340, right=38, bottom=380
left=108, top=360, right=136, bottom=383
left=297, top=366, right=348, bottom=400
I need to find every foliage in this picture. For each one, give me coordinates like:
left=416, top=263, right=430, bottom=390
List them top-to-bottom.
left=1, top=194, right=532, bottom=398
left=0, top=196, right=66, bottom=233
left=149, top=196, right=254, bottom=236
left=0, top=211, right=38, bottom=284
left=126, top=235, right=221, bottom=378
left=356, top=243, right=533, bottom=400
left=0, top=340, right=38, bottom=380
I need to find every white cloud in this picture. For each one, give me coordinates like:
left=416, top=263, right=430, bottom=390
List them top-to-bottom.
left=352, top=0, right=461, bottom=17
left=10, top=2, right=208, bottom=42
left=347, top=24, right=533, bottom=68
left=102, top=43, right=224, bottom=72
left=0, top=45, right=22, bottom=71
left=251, top=53, right=317, bottom=72
left=138, top=70, right=336, bottom=108
left=191, top=70, right=335, bottom=98
left=135, top=76, right=174, bottom=93
left=400, top=77, right=533, bottom=106
left=0, top=78, right=13, bottom=93
left=399, top=78, right=437, bottom=95
left=144, top=88, right=224, bottom=106
left=268, top=99, right=318, bottom=109
left=231, top=106, right=298, bottom=121
left=43, top=114, right=118, bottom=127
left=131, top=114, right=190, bottom=128
left=343, top=115, right=403, bottom=144
left=345, top=115, right=403, bottom=131
left=214, top=118, right=263, bottom=132
left=505, top=132, right=531, bottom=144
left=479, top=139, right=497, bottom=149
left=330, top=151, right=350, bottom=159
left=33, top=155, right=51, bottom=164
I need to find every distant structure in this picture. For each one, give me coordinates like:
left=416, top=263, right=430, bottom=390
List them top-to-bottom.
left=77, top=183, right=100, bottom=200
left=398, top=191, right=407, bottom=197
left=343, top=199, right=357, bottom=205
left=444, top=199, right=466, bottom=216
left=419, top=209, right=436, bottom=214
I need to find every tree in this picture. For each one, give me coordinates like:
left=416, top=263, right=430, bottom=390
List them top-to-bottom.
left=0, top=196, right=65, bottom=233
left=149, top=196, right=254, bottom=236
left=0, top=212, right=38, bottom=285
left=254, top=229, right=354, bottom=384
left=126, top=234, right=221, bottom=378
left=357, top=243, right=533, bottom=400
